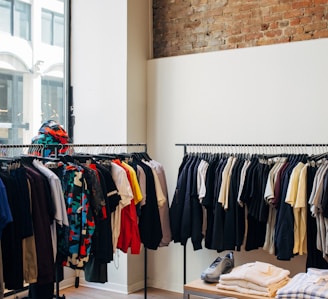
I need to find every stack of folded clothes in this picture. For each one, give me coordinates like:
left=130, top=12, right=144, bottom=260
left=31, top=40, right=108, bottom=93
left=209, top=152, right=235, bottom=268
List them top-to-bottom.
left=216, top=261, right=290, bottom=297
left=276, top=268, right=328, bottom=299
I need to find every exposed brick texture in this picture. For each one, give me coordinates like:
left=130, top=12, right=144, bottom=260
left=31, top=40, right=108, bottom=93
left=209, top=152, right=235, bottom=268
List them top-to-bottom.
left=153, top=0, right=328, bottom=58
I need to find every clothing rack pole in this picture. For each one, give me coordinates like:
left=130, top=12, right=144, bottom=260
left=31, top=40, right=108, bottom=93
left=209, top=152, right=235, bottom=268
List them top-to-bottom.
left=143, top=140, right=148, bottom=299
left=175, top=142, right=328, bottom=287
left=175, top=143, right=328, bottom=147
left=175, top=144, right=188, bottom=284
left=144, top=246, right=147, bottom=299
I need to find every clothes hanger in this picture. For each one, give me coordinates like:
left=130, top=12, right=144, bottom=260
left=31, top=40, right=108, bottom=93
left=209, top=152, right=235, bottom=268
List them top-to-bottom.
left=57, top=153, right=75, bottom=163
left=70, top=153, right=95, bottom=164
left=92, top=153, right=117, bottom=161
left=20, top=154, right=60, bottom=163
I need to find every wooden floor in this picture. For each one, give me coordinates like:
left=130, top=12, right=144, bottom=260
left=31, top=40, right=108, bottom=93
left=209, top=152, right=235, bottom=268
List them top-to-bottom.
left=59, top=285, right=185, bottom=299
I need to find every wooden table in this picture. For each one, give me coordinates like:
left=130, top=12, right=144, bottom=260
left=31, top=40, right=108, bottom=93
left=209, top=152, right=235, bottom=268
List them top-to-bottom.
left=184, top=279, right=275, bottom=299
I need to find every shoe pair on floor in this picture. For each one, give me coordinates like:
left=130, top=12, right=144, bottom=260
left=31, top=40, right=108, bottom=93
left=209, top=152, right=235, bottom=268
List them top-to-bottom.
left=201, top=252, right=234, bottom=283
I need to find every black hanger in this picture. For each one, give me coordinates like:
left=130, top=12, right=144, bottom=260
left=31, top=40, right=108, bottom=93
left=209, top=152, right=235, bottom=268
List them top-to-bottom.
left=141, top=152, right=151, bottom=161
left=310, top=152, right=328, bottom=162
left=58, top=153, right=75, bottom=163
left=71, top=153, right=95, bottom=164
left=20, top=154, right=59, bottom=163
left=92, top=154, right=116, bottom=161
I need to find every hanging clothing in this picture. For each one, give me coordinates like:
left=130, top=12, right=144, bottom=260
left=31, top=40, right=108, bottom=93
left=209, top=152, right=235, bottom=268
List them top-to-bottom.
left=0, top=146, right=168, bottom=293
left=170, top=150, right=328, bottom=268
left=170, top=155, right=193, bottom=244
left=180, top=156, right=201, bottom=249
left=202, top=156, right=220, bottom=249
left=33, top=159, right=69, bottom=261
left=113, top=159, right=141, bottom=254
left=137, top=159, right=163, bottom=250
left=147, top=159, right=172, bottom=247
left=110, top=161, right=134, bottom=252
left=84, top=162, right=118, bottom=284
left=62, top=164, right=95, bottom=270
left=306, top=164, right=328, bottom=269
left=25, top=165, right=55, bottom=285
left=1, top=171, right=27, bottom=290
left=0, top=178, right=13, bottom=239
left=0, top=241, right=3, bottom=299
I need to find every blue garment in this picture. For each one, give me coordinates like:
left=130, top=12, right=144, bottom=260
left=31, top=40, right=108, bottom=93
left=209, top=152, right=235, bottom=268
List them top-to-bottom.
left=0, top=178, right=12, bottom=239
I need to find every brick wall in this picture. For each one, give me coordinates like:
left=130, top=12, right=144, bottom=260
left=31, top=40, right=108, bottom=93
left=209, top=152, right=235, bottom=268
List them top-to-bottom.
left=153, top=0, right=328, bottom=58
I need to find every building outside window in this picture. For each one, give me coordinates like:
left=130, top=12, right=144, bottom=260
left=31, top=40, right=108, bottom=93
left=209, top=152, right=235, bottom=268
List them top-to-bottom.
left=0, top=0, right=68, bottom=145
left=0, top=0, right=12, bottom=34
left=0, top=0, right=31, bottom=40
left=14, top=1, right=31, bottom=40
left=42, top=9, right=64, bottom=47
left=0, top=73, right=24, bottom=143
left=41, top=78, right=64, bottom=123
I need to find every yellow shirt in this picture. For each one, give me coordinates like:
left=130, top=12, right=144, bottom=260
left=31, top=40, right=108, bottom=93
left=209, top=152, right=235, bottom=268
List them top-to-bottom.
left=122, top=161, right=143, bottom=205
left=293, top=163, right=308, bottom=255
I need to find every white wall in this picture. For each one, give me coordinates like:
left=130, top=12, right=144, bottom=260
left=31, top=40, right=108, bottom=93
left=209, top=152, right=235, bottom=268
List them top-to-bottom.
left=70, top=0, right=149, bottom=294
left=70, top=0, right=129, bottom=290
left=71, top=0, right=128, bottom=144
left=126, top=0, right=151, bottom=143
left=146, top=38, right=328, bottom=293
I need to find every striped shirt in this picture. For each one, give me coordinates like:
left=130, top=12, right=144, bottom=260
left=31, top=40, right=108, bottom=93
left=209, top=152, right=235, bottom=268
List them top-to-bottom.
left=276, top=268, right=328, bottom=299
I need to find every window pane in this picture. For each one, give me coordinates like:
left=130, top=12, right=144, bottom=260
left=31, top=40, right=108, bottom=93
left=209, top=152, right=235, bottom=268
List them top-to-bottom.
left=0, top=0, right=11, bottom=34
left=0, top=0, right=68, bottom=145
left=14, top=1, right=31, bottom=40
left=42, top=10, right=52, bottom=44
left=53, top=13, right=64, bottom=47
left=0, top=73, right=24, bottom=144
left=0, top=74, right=10, bottom=122
left=41, top=79, right=64, bottom=124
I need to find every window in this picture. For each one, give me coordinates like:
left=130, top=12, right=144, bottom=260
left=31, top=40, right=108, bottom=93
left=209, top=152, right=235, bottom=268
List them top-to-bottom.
left=0, top=0, right=69, bottom=145
left=0, top=0, right=31, bottom=40
left=0, top=0, right=11, bottom=34
left=14, top=1, right=31, bottom=40
left=42, top=9, right=64, bottom=47
left=0, top=73, right=24, bottom=144
left=41, top=78, right=64, bottom=124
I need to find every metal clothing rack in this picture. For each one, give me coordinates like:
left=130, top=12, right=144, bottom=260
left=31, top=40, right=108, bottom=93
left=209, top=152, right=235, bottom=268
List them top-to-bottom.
left=1, top=143, right=150, bottom=299
left=51, top=143, right=149, bottom=299
left=175, top=143, right=328, bottom=285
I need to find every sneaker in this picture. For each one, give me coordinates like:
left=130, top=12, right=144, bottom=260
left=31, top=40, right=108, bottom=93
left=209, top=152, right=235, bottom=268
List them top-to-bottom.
left=200, top=252, right=234, bottom=283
